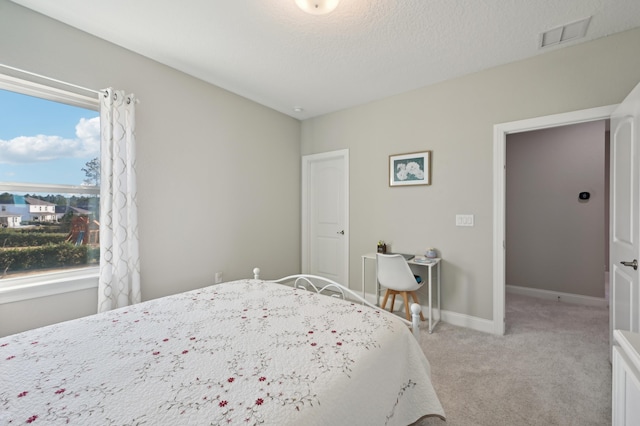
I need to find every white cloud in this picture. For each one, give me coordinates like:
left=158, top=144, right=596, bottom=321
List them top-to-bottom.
left=0, top=116, right=100, bottom=164
left=75, top=116, right=100, bottom=150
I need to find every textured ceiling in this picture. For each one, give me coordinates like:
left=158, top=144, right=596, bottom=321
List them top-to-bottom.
left=10, top=0, right=640, bottom=119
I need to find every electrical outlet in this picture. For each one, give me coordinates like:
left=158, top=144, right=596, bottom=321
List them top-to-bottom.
left=456, top=214, right=474, bottom=227
left=215, top=272, right=223, bottom=284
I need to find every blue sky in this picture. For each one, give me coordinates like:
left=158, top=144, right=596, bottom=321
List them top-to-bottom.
left=0, top=89, right=100, bottom=186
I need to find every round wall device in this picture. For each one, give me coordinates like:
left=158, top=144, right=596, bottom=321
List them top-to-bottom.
left=579, top=192, right=590, bottom=200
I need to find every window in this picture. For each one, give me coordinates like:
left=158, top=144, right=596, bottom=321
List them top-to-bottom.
left=0, top=74, right=100, bottom=297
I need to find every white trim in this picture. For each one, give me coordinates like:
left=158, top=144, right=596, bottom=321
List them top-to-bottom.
left=0, top=72, right=99, bottom=110
left=493, top=104, right=617, bottom=335
left=493, top=124, right=507, bottom=335
left=301, top=149, right=350, bottom=286
left=0, top=182, right=99, bottom=194
left=0, top=267, right=99, bottom=304
left=506, top=285, right=608, bottom=307
left=362, top=290, right=495, bottom=334
left=440, top=310, right=495, bottom=334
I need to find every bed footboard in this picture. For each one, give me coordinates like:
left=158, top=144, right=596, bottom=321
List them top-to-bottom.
left=252, top=267, right=421, bottom=340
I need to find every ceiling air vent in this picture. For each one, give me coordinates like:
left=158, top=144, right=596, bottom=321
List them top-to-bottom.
left=540, top=16, right=591, bottom=48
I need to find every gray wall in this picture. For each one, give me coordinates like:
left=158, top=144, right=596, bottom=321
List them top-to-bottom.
left=0, top=0, right=301, bottom=336
left=301, top=27, right=640, bottom=321
left=506, top=121, right=606, bottom=298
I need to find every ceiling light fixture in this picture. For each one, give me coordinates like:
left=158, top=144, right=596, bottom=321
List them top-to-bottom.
left=295, top=0, right=340, bottom=15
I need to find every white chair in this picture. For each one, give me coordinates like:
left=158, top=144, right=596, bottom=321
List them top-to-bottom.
left=376, top=253, right=426, bottom=322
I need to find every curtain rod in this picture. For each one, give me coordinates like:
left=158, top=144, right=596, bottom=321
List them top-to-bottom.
left=0, top=63, right=102, bottom=96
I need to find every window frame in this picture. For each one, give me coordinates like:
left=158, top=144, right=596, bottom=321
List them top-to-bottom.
left=0, top=73, right=101, bottom=304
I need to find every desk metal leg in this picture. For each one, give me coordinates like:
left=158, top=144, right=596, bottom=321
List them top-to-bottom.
left=361, top=256, right=381, bottom=307
left=361, top=257, right=366, bottom=301
left=428, top=262, right=441, bottom=333
left=437, top=262, right=441, bottom=327
left=428, top=265, right=433, bottom=333
left=375, top=268, right=379, bottom=306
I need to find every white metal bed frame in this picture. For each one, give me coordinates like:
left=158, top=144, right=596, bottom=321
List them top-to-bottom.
left=252, top=268, right=422, bottom=340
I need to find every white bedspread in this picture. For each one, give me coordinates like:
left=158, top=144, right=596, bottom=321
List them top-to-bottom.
left=1, top=279, right=444, bottom=425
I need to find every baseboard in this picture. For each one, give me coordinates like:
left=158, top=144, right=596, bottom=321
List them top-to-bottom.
left=506, top=285, right=607, bottom=307
left=373, top=286, right=610, bottom=336
left=361, top=291, right=495, bottom=334
left=439, top=309, right=495, bottom=334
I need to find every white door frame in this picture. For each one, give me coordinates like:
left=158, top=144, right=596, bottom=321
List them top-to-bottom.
left=492, top=105, right=617, bottom=335
left=301, top=149, right=350, bottom=286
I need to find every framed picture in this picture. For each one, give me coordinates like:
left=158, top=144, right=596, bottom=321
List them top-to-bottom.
left=389, top=151, right=431, bottom=186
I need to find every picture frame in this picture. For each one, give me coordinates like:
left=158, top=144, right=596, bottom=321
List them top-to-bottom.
left=389, top=151, right=431, bottom=186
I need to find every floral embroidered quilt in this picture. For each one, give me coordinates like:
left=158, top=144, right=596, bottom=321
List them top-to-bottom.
left=0, top=279, right=445, bottom=425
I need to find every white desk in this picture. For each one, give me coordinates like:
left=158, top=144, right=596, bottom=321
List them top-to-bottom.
left=361, top=253, right=441, bottom=333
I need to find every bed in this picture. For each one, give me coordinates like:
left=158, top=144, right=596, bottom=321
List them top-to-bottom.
left=0, top=269, right=445, bottom=425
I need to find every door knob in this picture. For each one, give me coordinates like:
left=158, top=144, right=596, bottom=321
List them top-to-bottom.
left=337, top=230, right=344, bottom=235
left=621, top=259, right=638, bottom=270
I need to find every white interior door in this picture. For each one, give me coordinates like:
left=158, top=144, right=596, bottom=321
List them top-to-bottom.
left=611, top=81, right=640, bottom=352
left=302, top=150, right=349, bottom=285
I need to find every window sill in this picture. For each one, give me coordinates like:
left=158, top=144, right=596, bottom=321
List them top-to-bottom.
left=0, top=268, right=99, bottom=304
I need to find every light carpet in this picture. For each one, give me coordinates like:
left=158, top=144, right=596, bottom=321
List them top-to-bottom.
left=415, top=293, right=610, bottom=426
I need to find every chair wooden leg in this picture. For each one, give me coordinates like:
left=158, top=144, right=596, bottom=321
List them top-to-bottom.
left=381, top=289, right=391, bottom=311
left=402, top=291, right=411, bottom=321
left=409, top=291, right=426, bottom=321
left=390, top=292, right=397, bottom=312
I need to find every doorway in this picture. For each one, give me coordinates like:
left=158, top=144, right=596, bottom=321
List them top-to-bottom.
left=492, top=105, right=617, bottom=335
left=505, top=121, right=609, bottom=307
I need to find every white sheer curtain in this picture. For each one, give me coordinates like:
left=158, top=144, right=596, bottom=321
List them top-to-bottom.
left=97, top=88, right=141, bottom=313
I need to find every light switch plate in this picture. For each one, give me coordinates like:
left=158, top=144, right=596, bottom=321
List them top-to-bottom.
left=456, top=214, right=474, bottom=227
